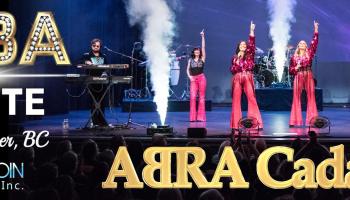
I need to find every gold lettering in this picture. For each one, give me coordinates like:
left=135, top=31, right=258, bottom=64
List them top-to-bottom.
left=0, top=12, right=17, bottom=65
left=19, top=12, right=70, bottom=65
left=316, top=144, right=345, bottom=188
left=257, top=146, right=293, bottom=189
left=102, top=147, right=143, bottom=189
left=174, top=147, right=210, bottom=188
left=210, top=147, right=249, bottom=188
left=292, top=158, right=318, bottom=189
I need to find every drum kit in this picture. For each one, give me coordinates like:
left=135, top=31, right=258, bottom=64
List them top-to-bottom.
left=253, top=45, right=295, bottom=89
left=136, top=46, right=189, bottom=100
left=168, top=49, right=189, bottom=100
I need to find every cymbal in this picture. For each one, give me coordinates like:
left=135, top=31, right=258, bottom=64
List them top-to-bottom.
left=256, top=47, right=264, bottom=54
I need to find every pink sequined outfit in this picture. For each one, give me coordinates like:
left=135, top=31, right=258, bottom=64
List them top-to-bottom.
left=289, top=32, right=319, bottom=126
left=230, top=36, right=263, bottom=129
left=189, top=58, right=206, bottom=122
left=190, top=74, right=206, bottom=121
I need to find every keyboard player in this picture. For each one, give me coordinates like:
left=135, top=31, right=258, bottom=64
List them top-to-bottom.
left=80, top=38, right=108, bottom=127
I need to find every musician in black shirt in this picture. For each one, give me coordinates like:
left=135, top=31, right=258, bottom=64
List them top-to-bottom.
left=81, top=38, right=108, bottom=126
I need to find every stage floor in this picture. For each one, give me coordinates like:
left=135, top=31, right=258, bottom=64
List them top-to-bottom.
left=20, top=106, right=350, bottom=140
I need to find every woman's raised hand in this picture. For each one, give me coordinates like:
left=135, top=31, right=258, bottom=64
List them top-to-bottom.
left=314, top=20, right=319, bottom=33
left=250, top=21, right=255, bottom=36
left=200, top=29, right=205, bottom=37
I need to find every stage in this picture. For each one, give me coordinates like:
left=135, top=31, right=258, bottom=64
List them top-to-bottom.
left=122, top=88, right=323, bottom=112
left=17, top=105, right=350, bottom=142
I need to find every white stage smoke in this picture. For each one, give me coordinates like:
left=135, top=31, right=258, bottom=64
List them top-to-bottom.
left=125, top=0, right=175, bottom=125
left=267, top=0, right=297, bottom=82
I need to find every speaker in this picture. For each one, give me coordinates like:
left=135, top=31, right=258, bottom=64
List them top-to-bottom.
left=187, top=128, right=207, bottom=138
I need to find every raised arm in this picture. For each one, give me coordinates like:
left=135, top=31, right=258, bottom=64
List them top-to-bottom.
left=309, top=20, right=319, bottom=59
left=247, top=21, right=256, bottom=59
left=250, top=21, right=255, bottom=37
left=200, top=30, right=206, bottom=62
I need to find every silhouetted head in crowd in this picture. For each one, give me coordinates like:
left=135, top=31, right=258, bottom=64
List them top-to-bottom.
left=308, top=130, right=318, bottom=143
left=152, top=134, right=168, bottom=146
left=110, top=135, right=126, bottom=153
left=255, top=138, right=267, bottom=153
left=291, top=138, right=303, bottom=154
left=81, top=139, right=99, bottom=163
left=56, top=140, right=72, bottom=159
left=127, top=140, right=144, bottom=167
left=186, top=140, right=199, bottom=147
left=212, top=140, right=231, bottom=164
left=217, top=140, right=231, bottom=157
left=17, top=147, right=35, bottom=164
left=97, top=149, right=115, bottom=167
left=59, top=151, right=78, bottom=176
left=276, top=160, right=294, bottom=181
left=91, top=161, right=110, bottom=185
left=37, top=162, right=58, bottom=187
left=54, top=175, right=76, bottom=200
left=9, top=187, right=29, bottom=200
left=93, top=187, right=116, bottom=200
left=27, top=188, right=60, bottom=200
left=315, top=188, right=342, bottom=200
left=157, top=189, right=183, bottom=200
left=199, top=189, right=224, bottom=200
left=293, top=189, right=312, bottom=200
left=274, top=194, right=294, bottom=200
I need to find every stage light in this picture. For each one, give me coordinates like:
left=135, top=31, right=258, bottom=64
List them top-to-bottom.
left=235, top=116, right=261, bottom=135
left=309, top=116, right=330, bottom=134
left=239, top=117, right=260, bottom=129
left=146, top=124, right=174, bottom=136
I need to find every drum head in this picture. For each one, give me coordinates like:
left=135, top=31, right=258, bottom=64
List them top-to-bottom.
left=170, top=61, right=180, bottom=86
left=261, top=69, right=277, bottom=87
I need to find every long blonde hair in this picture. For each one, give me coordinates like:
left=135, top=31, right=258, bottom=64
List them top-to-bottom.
left=294, top=40, right=309, bottom=59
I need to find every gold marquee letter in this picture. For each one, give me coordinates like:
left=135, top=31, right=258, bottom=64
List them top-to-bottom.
left=0, top=12, right=17, bottom=65
left=19, top=12, right=70, bottom=65
left=316, top=144, right=345, bottom=188
left=257, top=146, right=293, bottom=189
left=102, top=147, right=143, bottom=189
left=142, top=147, right=173, bottom=188
left=174, top=147, right=210, bottom=188
left=211, top=147, right=249, bottom=188
left=292, top=158, right=318, bottom=189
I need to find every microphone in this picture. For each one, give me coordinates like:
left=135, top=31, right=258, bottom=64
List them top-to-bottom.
left=104, top=46, right=112, bottom=51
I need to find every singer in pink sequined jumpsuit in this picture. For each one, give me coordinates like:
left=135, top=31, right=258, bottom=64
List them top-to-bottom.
left=289, top=21, right=319, bottom=126
left=230, top=22, right=263, bottom=129
left=187, top=30, right=206, bottom=122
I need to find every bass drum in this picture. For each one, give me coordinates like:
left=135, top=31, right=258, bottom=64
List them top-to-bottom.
left=170, top=60, right=180, bottom=86
left=261, top=69, right=277, bottom=87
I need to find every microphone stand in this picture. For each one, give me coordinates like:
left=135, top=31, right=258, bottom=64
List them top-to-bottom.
left=104, top=45, right=146, bottom=129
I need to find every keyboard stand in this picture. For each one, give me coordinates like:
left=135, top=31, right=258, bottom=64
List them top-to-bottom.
left=84, top=82, right=113, bottom=129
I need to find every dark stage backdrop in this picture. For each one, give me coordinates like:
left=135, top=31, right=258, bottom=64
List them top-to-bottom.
left=1, top=0, right=350, bottom=115
left=2, top=0, right=140, bottom=115
left=172, top=0, right=350, bottom=103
